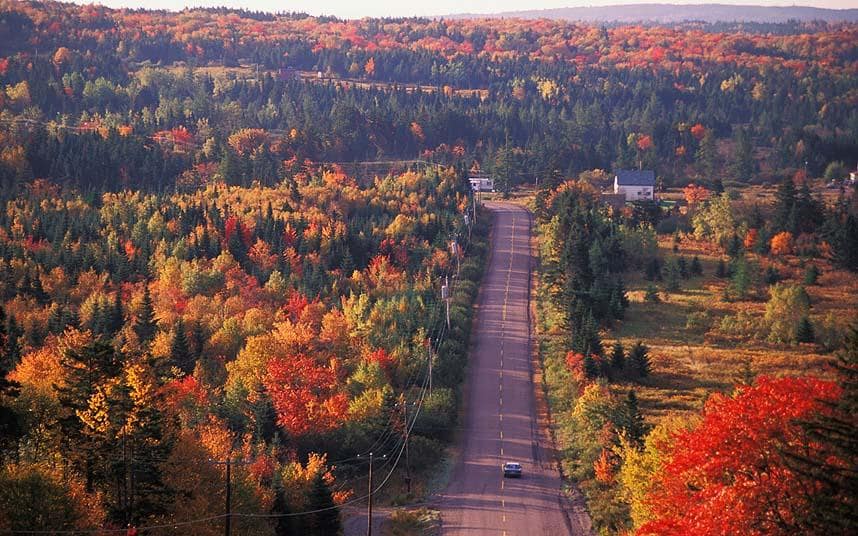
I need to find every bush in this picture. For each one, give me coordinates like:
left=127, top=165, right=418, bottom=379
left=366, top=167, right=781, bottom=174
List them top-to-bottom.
left=803, top=264, right=820, bottom=285
left=644, top=284, right=660, bottom=303
left=765, top=284, right=811, bottom=344
left=685, top=311, right=712, bottom=331
left=718, top=311, right=761, bottom=339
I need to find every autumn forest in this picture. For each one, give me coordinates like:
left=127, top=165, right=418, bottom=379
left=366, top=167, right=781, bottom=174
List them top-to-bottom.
left=0, top=0, right=856, bottom=534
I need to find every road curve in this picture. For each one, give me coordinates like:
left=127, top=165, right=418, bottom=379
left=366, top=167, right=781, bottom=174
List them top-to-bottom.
left=439, top=202, right=581, bottom=536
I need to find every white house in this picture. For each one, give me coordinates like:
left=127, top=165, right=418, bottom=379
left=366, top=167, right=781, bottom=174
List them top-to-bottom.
left=614, top=170, right=655, bottom=201
left=469, top=175, right=494, bottom=192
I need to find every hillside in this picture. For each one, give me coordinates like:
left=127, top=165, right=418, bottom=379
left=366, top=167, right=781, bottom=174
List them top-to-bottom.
left=451, top=3, right=858, bottom=23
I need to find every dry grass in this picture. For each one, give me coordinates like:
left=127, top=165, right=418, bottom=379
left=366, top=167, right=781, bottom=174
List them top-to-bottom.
left=606, top=236, right=858, bottom=423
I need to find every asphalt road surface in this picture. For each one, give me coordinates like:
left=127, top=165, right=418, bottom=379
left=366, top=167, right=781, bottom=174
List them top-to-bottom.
left=440, top=202, right=587, bottom=536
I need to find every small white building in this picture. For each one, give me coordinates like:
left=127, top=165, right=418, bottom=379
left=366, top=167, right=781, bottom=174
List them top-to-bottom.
left=614, top=170, right=655, bottom=201
left=469, top=175, right=494, bottom=192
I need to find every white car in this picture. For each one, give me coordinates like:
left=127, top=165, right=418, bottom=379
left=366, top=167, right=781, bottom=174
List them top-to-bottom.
left=502, top=461, right=522, bottom=478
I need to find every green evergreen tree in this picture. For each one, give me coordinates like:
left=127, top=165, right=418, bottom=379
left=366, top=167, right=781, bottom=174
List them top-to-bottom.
left=731, top=127, right=754, bottom=182
left=690, top=255, right=703, bottom=276
left=663, top=258, right=682, bottom=292
left=715, top=258, right=727, bottom=278
left=803, top=264, right=820, bottom=285
left=134, top=285, right=157, bottom=345
left=107, top=291, right=124, bottom=336
left=0, top=305, right=21, bottom=456
left=796, top=316, right=815, bottom=344
left=170, top=318, right=193, bottom=374
left=191, top=320, right=206, bottom=358
left=782, top=326, right=858, bottom=532
left=54, top=340, right=123, bottom=492
left=610, top=341, right=625, bottom=370
left=627, top=341, right=651, bottom=378
left=614, top=390, right=649, bottom=447
left=306, top=471, right=340, bottom=536
left=272, top=484, right=294, bottom=536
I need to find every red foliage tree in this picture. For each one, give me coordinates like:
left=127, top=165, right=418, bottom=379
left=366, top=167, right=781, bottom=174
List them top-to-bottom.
left=690, top=123, right=706, bottom=141
left=683, top=183, right=710, bottom=206
left=264, top=353, right=348, bottom=437
left=638, top=376, right=841, bottom=536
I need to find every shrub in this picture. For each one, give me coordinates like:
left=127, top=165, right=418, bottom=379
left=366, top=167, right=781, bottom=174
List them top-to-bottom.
left=803, top=264, right=820, bottom=285
left=644, top=284, right=660, bottom=303
left=764, top=284, right=811, bottom=344
left=685, top=311, right=712, bottom=331
left=718, top=311, right=761, bottom=339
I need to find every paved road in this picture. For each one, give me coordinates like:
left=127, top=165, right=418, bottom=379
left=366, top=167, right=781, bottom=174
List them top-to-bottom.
left=440, top=202, right=585, bottom=536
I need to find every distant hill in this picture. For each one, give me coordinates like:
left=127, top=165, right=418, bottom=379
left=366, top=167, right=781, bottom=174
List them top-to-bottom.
left=449, top=4, right=858, bottom=23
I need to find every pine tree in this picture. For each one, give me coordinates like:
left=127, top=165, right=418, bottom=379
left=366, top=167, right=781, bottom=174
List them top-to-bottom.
left=731, top=127, right=754, bottom=182
left=774, top=176, right=798, bottom=234
left=690, top=255, right=703, bottom=276
left=677, top=256, right=689, bottom=279
left=663, top=258, right=681, bottom=292
left=715, top=258, right=727, bottom=278
left=803, top=264, right=820, bottom=285
left=134, top=285, right=157, bottom=345
left=107, top=292, right=124, bottom=336
left=47, top=303, right=66, bottom=335
left=0, top=305, right=21, bottom=457
left=5, top=315, right=21, bottom=368
left=796, top=317, right=815, bottom=344
left=170, top=318, right=193, bottom=374
left=191, top=320, right=206, bottom=358
left=782, top=326, right=858, bottom=532
left=54, top=340, right=123, bottom=492
left=610, top=341, right=625, bottom=370
left=627, top=341, right=651, bottom=378
left=583, top=355, right=600, bottom=379
left=615, top=390, right=649, bottom=447
left=306, top=471, right=340, bottom=536
left=272, top=485, right=294, bottom=536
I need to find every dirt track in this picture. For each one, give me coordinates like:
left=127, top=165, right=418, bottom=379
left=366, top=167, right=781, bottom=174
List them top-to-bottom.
left=439, top=202, right=591, bottom=535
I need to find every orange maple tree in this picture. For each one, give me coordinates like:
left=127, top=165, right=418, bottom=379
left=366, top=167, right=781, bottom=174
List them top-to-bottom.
left=770, top=231, right=795, bottom=256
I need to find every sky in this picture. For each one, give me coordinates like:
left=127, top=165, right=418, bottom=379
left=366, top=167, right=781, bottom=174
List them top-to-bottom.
left=58, top=1, right=858, bottom=20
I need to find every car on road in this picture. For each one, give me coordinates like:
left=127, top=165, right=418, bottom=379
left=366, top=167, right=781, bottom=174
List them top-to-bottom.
left=502, top=462, right=522, bottom=478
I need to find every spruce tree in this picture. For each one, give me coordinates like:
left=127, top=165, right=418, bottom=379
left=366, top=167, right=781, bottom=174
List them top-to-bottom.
left=690, top=255, right=703, bottom=276
left=715, top=258, right=727, bottom=278
left=134, top=285, right=157, bottom=345
left=107, top=291, right=124, bottom=336
left=0, top=305, right=21, bottom=457
left=796, top=317, right=815, bottom=344
left=170, top=318, right=193, bottom=374
left=191, top=320, right=206, bottom=358
left=782, top=326, right=858, bottom=532
left=610, top=341, right=625, bottom=370
left=627, top=341, right=651, bottom=378
left=583, top=355, right=600, bottom=379
left=615, top=390, right=649, bottom=447
left=306, top=471, right=340, bottom=536
left=272, top=485, right=294, bottom=536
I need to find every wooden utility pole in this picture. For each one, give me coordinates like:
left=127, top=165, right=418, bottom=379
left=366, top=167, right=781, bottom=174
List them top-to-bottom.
left=209, top=457, right=249, bottom=536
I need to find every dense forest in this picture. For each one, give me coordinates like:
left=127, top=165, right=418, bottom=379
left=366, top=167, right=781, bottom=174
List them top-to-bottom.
left=0, top=0, right=857, bottom=533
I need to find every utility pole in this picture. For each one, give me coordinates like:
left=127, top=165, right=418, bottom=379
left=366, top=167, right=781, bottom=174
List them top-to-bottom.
left=450, top=240, right=460, bottom=277
left=442, top=276, right=450, bottom=330
left=428, top=341, right=434, bottom=397
left=399, top=396, right=412, bottom=494
left=361, top=452, right=386, bottom=536
left=209, top=456, right=250, bottom=536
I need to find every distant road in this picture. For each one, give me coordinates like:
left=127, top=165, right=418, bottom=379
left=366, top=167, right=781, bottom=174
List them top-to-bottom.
left=439, top=202, right=590, bottom=535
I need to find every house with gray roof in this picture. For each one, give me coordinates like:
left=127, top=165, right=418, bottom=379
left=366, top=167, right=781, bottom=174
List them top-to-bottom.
left=613, top=170, right=655, bottom=201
